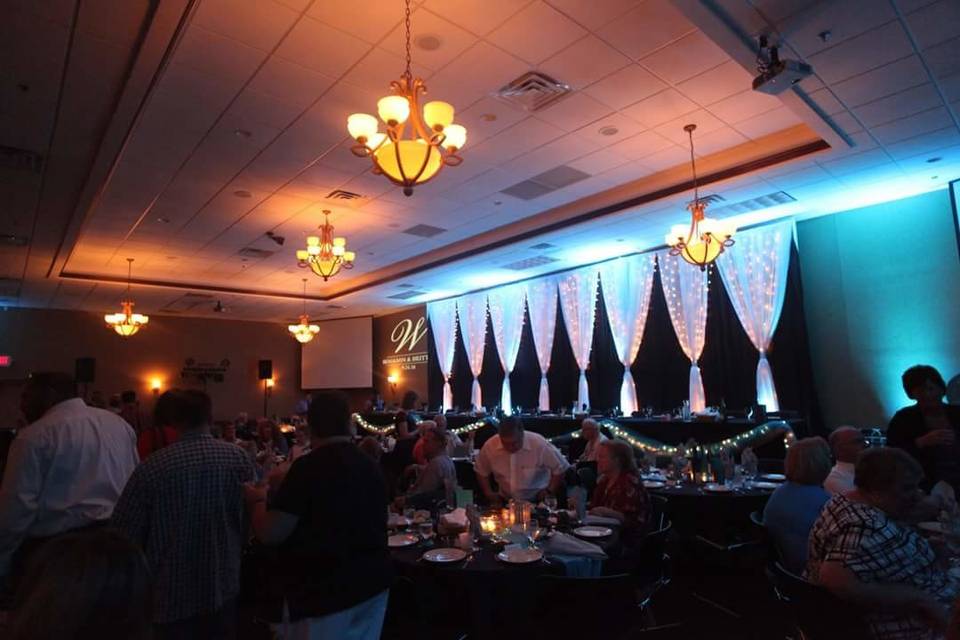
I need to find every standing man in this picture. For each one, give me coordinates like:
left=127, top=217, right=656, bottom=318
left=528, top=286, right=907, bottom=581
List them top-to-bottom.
left=0, top=372, right=138, bottom=588
left=113, top=390, right=254, bottom=639
left=244, top=390, right=393, bottom=639
left=475, top=416, right=570, bottom=505
left=824, top=426, right=866, bottom=495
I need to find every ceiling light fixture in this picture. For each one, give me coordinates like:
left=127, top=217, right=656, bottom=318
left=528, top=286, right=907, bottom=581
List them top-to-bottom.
left=346, top=0, right=466, bottom=196
left=665, top=124, right=736, bottom=271
left=296, top=210, right=356, bottom=281
left=104, top=258, right=149, bottom=337
left=288, top=278, right=320, bottom=344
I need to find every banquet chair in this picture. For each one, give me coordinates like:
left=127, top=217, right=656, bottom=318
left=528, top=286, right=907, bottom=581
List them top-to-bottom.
left=650, top=494, right=668, bottom=531
left=631, top=520, right=673, bottom=627
left=767, top=561, right=870, bottom=640
left=533, top=573, right=642, bottom=639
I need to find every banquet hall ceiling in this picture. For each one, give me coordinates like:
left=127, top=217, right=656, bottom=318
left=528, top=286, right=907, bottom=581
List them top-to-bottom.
left=2, top=0, right=958, bottom=323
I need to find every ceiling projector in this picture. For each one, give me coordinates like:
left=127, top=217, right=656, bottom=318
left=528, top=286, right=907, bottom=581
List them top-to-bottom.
left=752, top=40, right=812, bottom=95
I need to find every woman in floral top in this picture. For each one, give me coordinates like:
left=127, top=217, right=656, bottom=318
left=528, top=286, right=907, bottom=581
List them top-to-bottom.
left=589, top=439, right=652, bottom=546
left=806, top=447, right=957, bottom=640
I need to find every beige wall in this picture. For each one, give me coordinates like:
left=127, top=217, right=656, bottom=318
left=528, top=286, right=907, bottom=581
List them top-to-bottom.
left=0, top=308, right=302, bottom=426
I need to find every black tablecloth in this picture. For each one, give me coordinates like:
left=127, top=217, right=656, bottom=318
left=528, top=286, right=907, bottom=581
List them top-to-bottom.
left=648, top=483, right=774, bottom=542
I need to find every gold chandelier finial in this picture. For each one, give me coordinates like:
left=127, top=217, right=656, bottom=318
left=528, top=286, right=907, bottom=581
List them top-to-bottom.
left=665, top=124, right=736, bottom=270
left=104, top=258, right=149, bottom=337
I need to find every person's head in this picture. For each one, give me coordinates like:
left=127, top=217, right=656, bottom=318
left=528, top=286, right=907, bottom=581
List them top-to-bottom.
left=902, top=365, right=947, bottom=409
left=21, top=372, right=77, bottom=424
left=152, top=389, right=181, bottom=429
left=173, top=389, right=212, bottom=432
left=120, top=390, right=137, bottom=405
left=308, top=390, right=353, bottom=439
left=401, top=390, right=419, bottom=411
left=89, top=391, right=106, bottom=408
left=108, top=394, right=121, bottom=409
left=394, top=410, right=410, bottom=437
left=234, top=412, right=248, bottom=426
left=434, top=413, right=447, bottom=431
left=498, top=416, right=525, bottom=453
left=581, top=418, right=600, bottom=442
left=257, top=419, right=278, bottom=443
left=222, top=422, right=237, bottom=441
left=294, top=422, right=309, bottom=445
left=420, top=423, right=448, bottom=460
left=829, top=426, right=866, bottom=464
left=358, top=436, right=382, bottom=461
left=784, top=437, right=832, bottom=486
left=597, top=439, right=638, bottom=476
left=854, top=447, right=925, bottom=518
left=10, top=528, right=152, bottom=640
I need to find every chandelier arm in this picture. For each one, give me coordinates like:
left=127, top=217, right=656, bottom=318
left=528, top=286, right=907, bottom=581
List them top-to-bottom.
left=391, top=134, right=411, bottom=186
left=408, top=142, right=437, bottom=185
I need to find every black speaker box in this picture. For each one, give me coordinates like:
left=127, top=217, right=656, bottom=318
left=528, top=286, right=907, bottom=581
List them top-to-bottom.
left=257, top=360, right=273, bottom=380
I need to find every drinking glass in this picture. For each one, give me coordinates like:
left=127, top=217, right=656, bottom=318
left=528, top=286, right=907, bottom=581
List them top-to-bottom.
left=404, top=508, right=415, bottom=522
left=418, top=521, right=433, bottom=539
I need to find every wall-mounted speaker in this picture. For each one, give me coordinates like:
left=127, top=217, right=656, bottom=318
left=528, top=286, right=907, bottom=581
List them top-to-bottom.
left=75, top=357, right=96, bottom=384
left=258, top=360, right=273, bottom=381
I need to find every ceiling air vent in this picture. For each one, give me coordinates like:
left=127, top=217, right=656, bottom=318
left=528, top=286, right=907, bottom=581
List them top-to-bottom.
left=495, top=71, right=572, bottom=112
left=0, top=145, right=43, bottom=172
left=501, top=164, right=591, bottom=200
left=327, top=189, right=364, bottom=200
left=709, top=191, right=796, bottom=216
left=403, top=224, right=446, bottom=238
left=530, top=242, right=557, bottom=251
left=238, top=247, right=274, bottom=259
left=502, top=255, right=559, bottom=270
left=396, top=283, right=416, bottom=289
left=387, top=290, right=427, bottom=300
left=159, top=292, right=213, bottom=313
left=326, top=304, right=345, bottom=310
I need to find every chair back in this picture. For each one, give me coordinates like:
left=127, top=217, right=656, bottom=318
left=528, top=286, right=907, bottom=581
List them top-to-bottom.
left=649, top=493, right=668, bottom=530
left=633, top=520, right=672, bottom=585
left=769, top=561, right=870, bottom=640
left=534, top=573, right=638, bottom=638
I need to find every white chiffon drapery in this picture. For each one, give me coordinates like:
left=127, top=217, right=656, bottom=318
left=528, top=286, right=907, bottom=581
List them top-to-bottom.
left=716, top=221, right=793, bottom=411
left=658, top=252, right=709, bottom=412
left=598, top=254, right=656, bottom=415
left=558, top=267, right=599, bottom=411
left=525, top=276, right=559, bottom=411
left=488, top=283, right=527, bottom=414
left=457, top=292, right=488, bottom=410
left=427, top=299, right=458, bottom=412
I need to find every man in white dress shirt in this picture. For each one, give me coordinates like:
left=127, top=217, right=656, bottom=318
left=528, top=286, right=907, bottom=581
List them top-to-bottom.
left=0, top=372, right=139, bottom=585
left=475, top=416, right=569, bottom=505
left=824, top=426, right=865, bottom=495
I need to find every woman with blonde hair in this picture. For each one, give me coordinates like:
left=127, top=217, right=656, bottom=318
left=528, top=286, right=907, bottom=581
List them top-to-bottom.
left=588, top=439, right=652, bottom=545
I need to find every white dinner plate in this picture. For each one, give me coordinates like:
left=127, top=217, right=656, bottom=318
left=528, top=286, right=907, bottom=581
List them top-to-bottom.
left=760, top=473, right=786, bottom=482
left=643, top=480, right=666, bottom=489
left=752, top=481, right=779, bottom=490
left=703, top=483, right=732, bottom=493
left=387, top=514, right=411, bottom=528
left=918, top=521, right=945, bottom=534
left=573, top=525, right=613, bottom=538
left=388, top=533, right=419, bottom=548
left=496, top=547, right=544, bottom=564
left=422, top=548, right=468, bottom=563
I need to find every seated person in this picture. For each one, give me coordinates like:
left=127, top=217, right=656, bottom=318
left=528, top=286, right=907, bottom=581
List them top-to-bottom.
left=887, top=364, right=960, bottom=493
left=412, top=414, right=463, bottom=464
left=475, top=416, right=569, bottom=505
left=577, top=418, right=607, bottom=463
left=397, top=425, right=455, bottom=510
left=824, top=426, right=866, bottom=495
left=358, top=436, right=383, bottom=462
left=762, top=437, right=832, bottom=573
left=589, top=439, right=651, bottom=545
left=806, top=447, right=957, bottom=639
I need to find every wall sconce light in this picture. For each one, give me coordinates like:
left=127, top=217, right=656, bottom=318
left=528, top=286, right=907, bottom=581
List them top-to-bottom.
left=387, top=372, right=399, bottom=402
left=151, top=378, right=162, bottom=395
left=262, top=378, right=275, bottom=417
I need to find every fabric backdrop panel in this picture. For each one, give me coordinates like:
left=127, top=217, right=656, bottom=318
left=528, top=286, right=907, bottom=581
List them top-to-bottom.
left=658, top=252, right=709, bottom=412
left=558, top=266, right=600, bottom=410
left=525, top=275, right=560, bottom=410
left=488, top=283, right=527, bottom=414
left=457, top=292, right=489, bottom=409
left=427, top=298, right=459, bottom=411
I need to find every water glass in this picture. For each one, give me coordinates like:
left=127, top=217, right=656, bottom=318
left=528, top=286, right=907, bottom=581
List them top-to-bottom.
left=404, top=508, right=415, bottom=522
left=418, top=520, right=433, bottom=539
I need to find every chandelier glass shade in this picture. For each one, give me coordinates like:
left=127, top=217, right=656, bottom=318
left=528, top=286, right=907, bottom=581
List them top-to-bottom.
left=346, top=0, right=466, bottom=196
left=665, top=124, right=736, bottom=271
left=295, top=211, right=355, bottom=281
left=104, top=258, right=148, bottom=337
left=287, top=279, right=320, bottom=344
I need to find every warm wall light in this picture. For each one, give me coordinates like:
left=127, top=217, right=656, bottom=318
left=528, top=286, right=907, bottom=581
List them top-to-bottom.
left=387, top=373, right=399, bottom=385
left=150, top=378, right=162, bottom=395
left=265, top=378, right=275, bottom=389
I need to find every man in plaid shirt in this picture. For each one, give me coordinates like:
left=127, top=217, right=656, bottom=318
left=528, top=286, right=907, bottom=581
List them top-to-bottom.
left=113, top=389, right=254, bottom=639
left=806, top=447, right=957, bottom=640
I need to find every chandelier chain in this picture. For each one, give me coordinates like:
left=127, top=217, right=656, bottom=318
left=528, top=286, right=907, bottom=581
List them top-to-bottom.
left=403, top=0, right=412, bottom=81
left=686, top=126, right=699, bottom=203
left=125, top=258, right=133, bottom=295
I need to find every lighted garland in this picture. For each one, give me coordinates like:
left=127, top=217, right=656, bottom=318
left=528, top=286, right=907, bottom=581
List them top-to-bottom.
left=352, top=413, right=396, bottom=435
left=449, top=416, right=498, bottom=437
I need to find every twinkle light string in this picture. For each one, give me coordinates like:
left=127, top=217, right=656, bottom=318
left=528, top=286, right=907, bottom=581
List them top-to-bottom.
left=658, top=252, right=709, bottom=363
left=351, top=412, right=424, bottom=436
left=449, top=416, right=498, bottom=436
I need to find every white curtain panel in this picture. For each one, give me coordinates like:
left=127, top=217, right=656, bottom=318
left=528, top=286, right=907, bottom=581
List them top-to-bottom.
left=716, top=220, right=793, bottom=411
left=658, top=252, right=709, bottom=412
left=598, top=254, right=656, bottom=415
left=558, top=266, right=600, bottom=411
left=525, top=276, right=559, bottom=411
left=488, top=283, right=527, bottom=414
left=457, top=292, right=488, bottom=410
left=427, top=298, right=459, bottom=411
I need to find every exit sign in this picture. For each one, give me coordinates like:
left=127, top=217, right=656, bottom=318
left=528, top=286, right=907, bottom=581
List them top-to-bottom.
left=0, top=355, right=11, bottom=367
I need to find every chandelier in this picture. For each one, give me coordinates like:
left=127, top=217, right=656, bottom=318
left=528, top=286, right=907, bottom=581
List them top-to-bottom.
left=346, top=0, right=467, bottom=196
left=665, top=124, right=736, bottom=271
left=296, top=210, right=355, bottom=281
left=104, top=258, right=149, bottom=337
left=287, top=279, right=320, bottom=344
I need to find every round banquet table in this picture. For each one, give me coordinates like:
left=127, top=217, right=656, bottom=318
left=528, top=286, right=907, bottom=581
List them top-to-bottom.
left=648, top=482, right=775, bottom=542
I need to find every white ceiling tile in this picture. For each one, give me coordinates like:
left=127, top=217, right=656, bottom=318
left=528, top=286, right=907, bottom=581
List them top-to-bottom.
left=193, top=0, right=299, bottom=52
left=307, top=0, right=403, bottom=43
left=422, top=0, right=531, bottom=36
left=543, top=0, right=640, bottom=31
left=596, top=0, right=695, bottom=61
left=782, top=0, right=897, bottom=58
left=895, top=0, right=940, bottom=14
left=906, top=0, right=960, bottom=50
left=488, top=1, right=587, bottom=64
left=380, top=7, right=478, bottom=71
left=275, top=16, right=371, bottom=76
left=807, top=21, right=913, bottom=84
left=173, top=25, right=266, bottom=84
left=639, top=31, right=730, bottom=85
left=539, top=34, right=630, bottom=89
left=923, top=36, right=960, bottom=77
left=426, top=41, right=529, bottom=107
left=339, top=47, right=432, bottom=95
left=829, top=55, right=928, bottom=107
left=247, top=58, right=335, bottom=111
left=676, top=60, right=755, bottom=107
left=583, top=64, right=667, bottom=110
left=940, top=73, right=960, bottom=102
left=853, top=83, right=945, bottom=128
left=806, top=87, right=847, bottom=116
left=620, top=88, right=699, bottom=128
left=226, top=89, right=302, bottom=130
left=708, top=90, right=784, bottom=124
left=534, top=92, right=613, bottom=131
left=455, top=97, right=529, bottom=145
left=731, top=106, right=803, bottom=140
left=869, top=106, right=955, bottom=145
left=654, top=109, right=725, bottom=145
left=829, top=111, right=865, bottom=135
left=573, top=112, right=646, bottom=146
left=466, top=117, right=566, bottom=166
left=690, top=126, right=749, bottom=156
left=884, top=126, right=960, bottom=160
left=607, top=130, right=675, bottom=161
left=636, top=145, right=689, bottom=172
left=567, top=148, right=631, bottom=174
left=819, top=148, right=893, bottom=177
left=765, top=165, right=835, bottom=190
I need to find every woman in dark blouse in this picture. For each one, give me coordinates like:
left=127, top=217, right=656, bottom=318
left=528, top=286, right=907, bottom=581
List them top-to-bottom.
left=887, top=365, right=960, bottom=492
left=589, top=438, right=652, bottom=545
